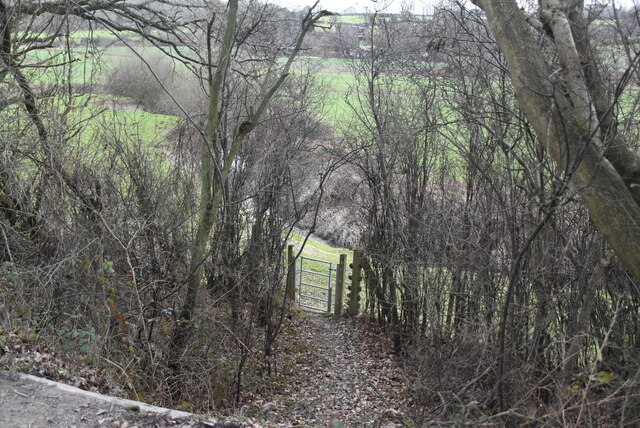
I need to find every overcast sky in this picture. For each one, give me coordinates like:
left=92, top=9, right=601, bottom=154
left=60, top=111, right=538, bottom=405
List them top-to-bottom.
left=269, top=0, right=638, bottom=15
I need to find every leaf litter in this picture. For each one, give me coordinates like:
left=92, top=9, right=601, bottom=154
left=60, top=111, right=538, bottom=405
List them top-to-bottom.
left=0, top=313, right=413, bottom=427
left=259, top=313, right=412, bottom=427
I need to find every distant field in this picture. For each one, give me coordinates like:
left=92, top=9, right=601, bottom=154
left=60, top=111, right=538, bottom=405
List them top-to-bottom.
left=317, top=14, right=433, bottom=26
left=318, top=15, right=368, bottom=25
left=16, top=28, right=481, bottom=179
left=17, top=28, right=635, bottom=185
left=13, top=29, right=183, bottom=186
left=15, top=29, right=360, bottom=251
left=69, top=29, right=143, bottom=42
left=22, top=31, right=369, bottom=126
left=24, top=43, right=190, bottom=86
left=290, top=57, right=354, bottom=73
left=308, top=63, right=454, bottom=129
left=0, top=94, right=179, bottom=213
left=74, top=97, right=177, bottom=144
left=288, top=230, right=354, bottom=313
left=289, top=230, right=351, bottom=263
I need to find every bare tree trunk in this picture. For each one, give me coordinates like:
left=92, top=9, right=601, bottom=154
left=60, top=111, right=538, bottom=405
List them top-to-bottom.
left=167, top=1, right=332, bottom=364
left=564, top=253, right=611, bottom=376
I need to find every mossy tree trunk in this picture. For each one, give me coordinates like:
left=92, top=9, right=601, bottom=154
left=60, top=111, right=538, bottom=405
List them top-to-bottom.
left=166, top=1, right=332, bottom=365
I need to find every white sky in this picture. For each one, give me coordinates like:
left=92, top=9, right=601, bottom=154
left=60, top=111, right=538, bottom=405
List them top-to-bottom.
left=269, top=0, right=637, bottom=15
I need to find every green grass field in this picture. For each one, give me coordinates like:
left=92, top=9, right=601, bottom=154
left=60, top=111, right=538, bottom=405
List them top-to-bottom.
left=317, top=14, right=368, bottom=26
left=317, top=14, right=433, bottom=26
left=68, top=29, right=143, bottom=42
left=21, top=30, right=433, bottom=129
left=24, top=43, right=191, bottom=86
left=76, top=102, right=176, bottom=146
left=288, top=230, right=354, bottom=313
left=289, top=230, right=351, bottom=264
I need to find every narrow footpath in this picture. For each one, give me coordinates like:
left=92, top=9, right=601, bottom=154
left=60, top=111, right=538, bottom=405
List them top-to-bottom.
left=0, top=313, right=411, bottom=427
left=264, top=313, right=411, bottom=427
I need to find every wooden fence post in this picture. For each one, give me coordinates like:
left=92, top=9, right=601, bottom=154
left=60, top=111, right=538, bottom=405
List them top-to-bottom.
left=286, top=245, right=295, bottom=302
left=347, top=249, right=363, bottom=316
left=335, top=254, right=347, bottom=316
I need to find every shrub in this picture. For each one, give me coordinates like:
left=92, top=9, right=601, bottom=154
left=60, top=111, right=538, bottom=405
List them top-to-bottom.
left=105, top=56, right=179, bottom=115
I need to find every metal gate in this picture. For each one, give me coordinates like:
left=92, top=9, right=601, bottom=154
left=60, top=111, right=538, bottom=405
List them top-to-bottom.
left=297, top=256, right=334, bottom=313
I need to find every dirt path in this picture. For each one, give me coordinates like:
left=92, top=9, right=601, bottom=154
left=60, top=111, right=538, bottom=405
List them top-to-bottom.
left=0, top=313, right=410, bottom=427
left=265, top=314, right=409, bottom=427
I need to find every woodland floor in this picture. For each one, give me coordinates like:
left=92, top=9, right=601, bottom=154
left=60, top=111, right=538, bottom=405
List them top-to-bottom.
left=0, top=312, right=412, bottom=428
left=261, top=313, right=411, bottom=427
